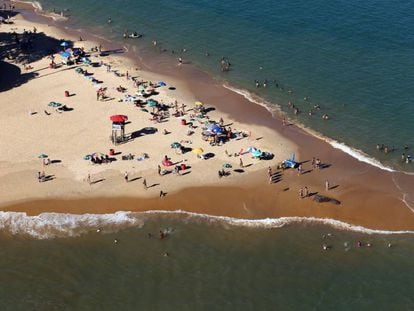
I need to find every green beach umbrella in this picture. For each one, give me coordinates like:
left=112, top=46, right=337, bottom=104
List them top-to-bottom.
left=138, top=85, right=146, bottom=91
left=147, top=99, right=158, bottom=107
left=171, top=142, right=181, bottom=149
left=38, top=154, right=48, bottom=159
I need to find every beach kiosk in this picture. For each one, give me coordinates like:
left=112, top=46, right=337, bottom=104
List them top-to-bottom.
left=110, top=115, right=128, bottom=145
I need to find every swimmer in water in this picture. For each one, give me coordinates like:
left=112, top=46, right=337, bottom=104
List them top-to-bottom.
left=107, top=17, right=112, bottom=24
left=159, top=230, right=165, bottom=240
left=114, top=239, right=118, bottom=244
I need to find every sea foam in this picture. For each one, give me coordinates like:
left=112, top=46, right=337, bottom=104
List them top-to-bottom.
left=223, top=83, right=401, bottom=174
left=0, top=210, right=413, bottom=239
left=0, top=211, right=143, bottom=239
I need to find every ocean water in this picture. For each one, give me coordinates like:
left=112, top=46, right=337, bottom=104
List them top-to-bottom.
left=33, top=0, right=414, bottom=172
left=1, top=213, right=414, bottom=310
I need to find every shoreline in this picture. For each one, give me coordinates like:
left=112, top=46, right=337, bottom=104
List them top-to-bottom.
left=16, top=0, right=414, bottom=175
left=1, top=2, right=414, bottom=233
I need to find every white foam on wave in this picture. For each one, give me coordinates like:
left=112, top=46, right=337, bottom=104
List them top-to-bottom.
left=222, top=83, right=410, bottom=174
left=223, top=83, right=283, bottom=118
left=329, top=140, right=395, bottom=172
left=0, top=209, right=413, bottom=239
left=142, top=210, right=414, bottom=235
left=0, top=211, right=143, bottom=239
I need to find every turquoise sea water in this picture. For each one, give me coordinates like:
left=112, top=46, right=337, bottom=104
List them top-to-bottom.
left=35, top=0, right=414, bottom=172
left=1, top=213, right=414, bottom=310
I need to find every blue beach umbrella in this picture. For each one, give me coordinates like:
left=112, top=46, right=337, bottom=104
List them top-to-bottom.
left=60, top=51, right=71, bottom=58
left=158, top=81, right=166, bottom=86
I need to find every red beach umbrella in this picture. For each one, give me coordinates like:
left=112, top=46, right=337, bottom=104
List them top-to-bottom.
left=110, top=115, right=128, bottom=123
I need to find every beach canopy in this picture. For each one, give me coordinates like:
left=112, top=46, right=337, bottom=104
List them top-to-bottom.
left=60, top=41, right=69, bottom=47
left=60, top=51, right=71, bottom=58
left=110, top=115, right=128, bottom=123
left=171, top=142, right=181, bottom=149
left=192, top=148, right=204, bottom=155
left=38, top=154, right=48, bottom=159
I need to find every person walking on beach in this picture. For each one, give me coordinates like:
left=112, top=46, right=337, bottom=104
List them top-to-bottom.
left=239, top=158, right=244, bottom=168
left=297, top=164, right=302, bottom=176
left=158, top=165, right=162, bottom=176
left=268, top=166, right=273, bottom=183
left=37, top=171, right=41, bottom=183
left=124, top=171, right=129, bottom=183
left=87, top=173, right=91, bottom=185
left=143, top=178, right=147, bottom=190
left=325, top=180, right=330, bottom=191
left=304, top=186, right=309, bottom=198
left=299, top=188, right=304, bottom=199
left=160, top=190, right=165, bottom=198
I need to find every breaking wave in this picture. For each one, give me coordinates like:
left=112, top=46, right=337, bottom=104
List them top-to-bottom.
left=223, top=83, right=401, bottom=173
left=0, top=210, right=413, bottom=239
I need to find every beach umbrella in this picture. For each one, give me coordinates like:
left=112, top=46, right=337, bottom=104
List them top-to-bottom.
left=60, top=51, right=71, bottom=58
left=158, top=81, right=166, bottom=86
left=138, top=85, right=146, bottom=91
left=146, top=99, right=158, bottom=107
left=195, top=101, right=203, bottom=106
left=110, top=115, right=128, bottom=123
left=171, top=142, right=181, bottom=149
left=192, top=148, right=204, bottom=155
left=252, top=150, right=263, bottom=157
left=38, top=154, right=48, bottom=159
left=84, top=155, right=92, bottom=160
left=223, top=163, right=232, bottom=168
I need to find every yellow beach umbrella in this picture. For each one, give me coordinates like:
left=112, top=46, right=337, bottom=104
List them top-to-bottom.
left=195, top=101, right=203, bottom=106
left=192, top=148, right=204, bottom=155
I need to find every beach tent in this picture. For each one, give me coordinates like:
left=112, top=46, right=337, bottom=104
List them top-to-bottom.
left=110, top=115, right=128, bottom=123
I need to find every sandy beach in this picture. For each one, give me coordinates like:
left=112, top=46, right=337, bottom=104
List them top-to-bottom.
left=1, top=3, right=414, bottom=231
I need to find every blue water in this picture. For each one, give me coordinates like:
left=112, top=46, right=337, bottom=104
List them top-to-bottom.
left=34, top=0, right=414, bottom=171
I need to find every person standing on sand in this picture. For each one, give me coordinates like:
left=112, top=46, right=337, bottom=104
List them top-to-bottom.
left=240, top=158, right=244, bottom=168
left=158, top=165, right=162, bottom=176
left=124, top=171, right=129, bottom=183
left=87, top=173, right=91, bottom=185
left=143, top=178, right=147, bottom=190
left=325, top=180, right=330, bottom=191
left=304, top=186, right=309, bottom=198
left=299, top=188, right=304, bottom=199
